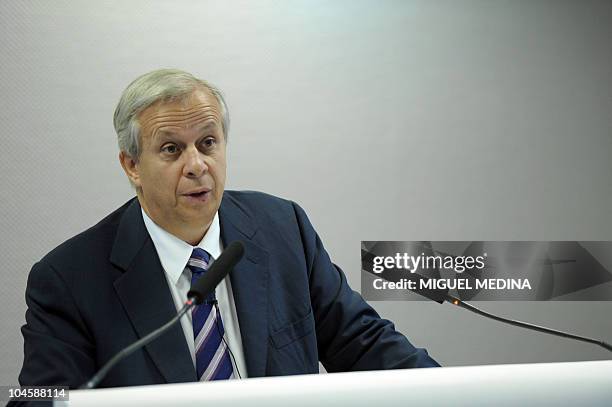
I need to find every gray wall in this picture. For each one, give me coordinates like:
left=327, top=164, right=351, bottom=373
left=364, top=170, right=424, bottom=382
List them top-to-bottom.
left=1, top=0, right=611, bottom=385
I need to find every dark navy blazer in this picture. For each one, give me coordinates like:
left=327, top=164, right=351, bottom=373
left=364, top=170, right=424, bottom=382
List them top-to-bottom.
left=18, top=191, right=438, bottom=389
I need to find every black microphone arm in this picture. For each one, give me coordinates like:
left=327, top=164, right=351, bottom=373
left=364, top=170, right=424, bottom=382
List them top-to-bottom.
left=80, top=241, right=245, bottom=389
left=445, top=294, right=612, bottom=353
left=81, top=300, right=195, bottom=389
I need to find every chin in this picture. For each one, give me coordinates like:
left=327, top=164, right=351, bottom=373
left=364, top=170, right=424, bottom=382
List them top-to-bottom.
left=184, top=209, right=215, bottom=223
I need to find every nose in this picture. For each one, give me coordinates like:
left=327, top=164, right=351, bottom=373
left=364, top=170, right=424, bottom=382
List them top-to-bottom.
left=182, top=145, right=208, bottom=178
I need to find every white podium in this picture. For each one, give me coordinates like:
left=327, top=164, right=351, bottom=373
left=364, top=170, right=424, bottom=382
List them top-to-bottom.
left=58, top=360, right=612, bottom=406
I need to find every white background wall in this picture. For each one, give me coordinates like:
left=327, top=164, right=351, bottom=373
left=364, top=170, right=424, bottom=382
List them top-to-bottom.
left=1, top=0, right=611, bottom=385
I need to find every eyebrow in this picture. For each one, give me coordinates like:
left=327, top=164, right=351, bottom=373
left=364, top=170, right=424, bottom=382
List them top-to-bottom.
left=154, top=122, right=218, bottom=140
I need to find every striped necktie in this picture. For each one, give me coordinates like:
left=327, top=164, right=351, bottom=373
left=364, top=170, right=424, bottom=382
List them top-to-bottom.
left=188, top=248, right=235, bottom=380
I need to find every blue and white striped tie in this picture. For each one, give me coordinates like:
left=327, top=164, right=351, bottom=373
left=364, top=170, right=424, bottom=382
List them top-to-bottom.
left=188, top=248, right=235, bottom=381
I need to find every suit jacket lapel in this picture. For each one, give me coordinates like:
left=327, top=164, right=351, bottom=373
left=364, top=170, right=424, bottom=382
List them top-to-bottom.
left=219, top=194, right=269, bottom=378
left=110, top=199, right=196, bottom=383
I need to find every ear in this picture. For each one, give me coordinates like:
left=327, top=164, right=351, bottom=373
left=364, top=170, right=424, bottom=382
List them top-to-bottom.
left=119, top=151, right=141, bottom=188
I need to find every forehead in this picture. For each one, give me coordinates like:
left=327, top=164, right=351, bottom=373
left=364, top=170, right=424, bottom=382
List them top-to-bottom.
left=138, top=89, right=222, bottom=137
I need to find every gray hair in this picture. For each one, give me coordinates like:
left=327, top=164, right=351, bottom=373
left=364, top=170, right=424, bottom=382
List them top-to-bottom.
left=113, top=69, right=230, bottom=159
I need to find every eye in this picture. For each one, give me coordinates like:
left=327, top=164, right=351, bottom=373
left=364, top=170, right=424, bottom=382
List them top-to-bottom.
left=202, top=137, right=217, bottom=149
left=161, top=143, right=179, bottom=154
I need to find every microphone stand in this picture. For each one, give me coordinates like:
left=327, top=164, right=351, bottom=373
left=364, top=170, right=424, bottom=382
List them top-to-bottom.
left=445, top=294, right=612, bottom=352
left=80, top=298, right=196, bottom=389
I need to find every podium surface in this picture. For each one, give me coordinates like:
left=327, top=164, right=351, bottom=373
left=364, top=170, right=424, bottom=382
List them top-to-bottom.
left=58, top=360, right=612, bottom=406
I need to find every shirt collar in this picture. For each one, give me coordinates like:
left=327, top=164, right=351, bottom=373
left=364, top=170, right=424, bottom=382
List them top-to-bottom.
left=141, top=208, right=222, bottom=285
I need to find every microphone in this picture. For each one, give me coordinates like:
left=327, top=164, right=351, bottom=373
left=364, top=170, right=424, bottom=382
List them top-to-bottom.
left=80, top=241, right=245, bottom=389
left=188, top=241, right=244, bottom=304
left=362, top=248, right=612, bottom=353
left=408, top=273, right=612, bottom=352
left=444, top=294, right=612, bottom=352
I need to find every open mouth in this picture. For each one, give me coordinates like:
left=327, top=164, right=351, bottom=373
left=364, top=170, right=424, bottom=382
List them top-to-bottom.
left=183, top=190, right=210, bottom=202
left=188, top=191, right=208, bottom=198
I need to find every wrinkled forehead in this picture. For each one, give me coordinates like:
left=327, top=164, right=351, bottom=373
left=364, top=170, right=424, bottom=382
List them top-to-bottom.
left=138, top=89, right=223, bottom=137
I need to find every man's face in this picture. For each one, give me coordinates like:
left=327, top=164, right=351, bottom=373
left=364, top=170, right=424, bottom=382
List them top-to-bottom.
left=120, top=89, right=227, bottom=243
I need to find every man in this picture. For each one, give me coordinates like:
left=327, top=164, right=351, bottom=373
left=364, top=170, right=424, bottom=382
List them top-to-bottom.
left=17, top=69, right=438, bottom=390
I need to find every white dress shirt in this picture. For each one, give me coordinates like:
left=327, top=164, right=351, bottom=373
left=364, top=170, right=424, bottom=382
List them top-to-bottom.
left=141, top=209, right=248, bottom=379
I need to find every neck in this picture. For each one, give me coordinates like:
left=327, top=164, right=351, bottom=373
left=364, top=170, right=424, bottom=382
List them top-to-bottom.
left=176, top=226, right=210, bottom=246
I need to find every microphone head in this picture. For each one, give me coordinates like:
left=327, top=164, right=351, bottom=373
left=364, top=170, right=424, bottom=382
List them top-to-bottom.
left=187, top=241, right=245, bottom=304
